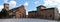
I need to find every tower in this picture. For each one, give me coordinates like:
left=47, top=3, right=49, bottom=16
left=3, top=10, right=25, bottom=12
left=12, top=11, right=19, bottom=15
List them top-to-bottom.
left=4, top=3, right=9, bottom=11
left=37, top=5, right=46, bottom=11
left=37, top=5, right=46, bottom=18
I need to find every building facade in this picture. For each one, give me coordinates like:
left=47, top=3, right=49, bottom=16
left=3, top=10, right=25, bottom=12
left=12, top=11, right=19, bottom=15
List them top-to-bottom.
left=3, top=3, right=26, bottom=18
left=9, top=5, right=26, bottom=18
left=28, top=5, right=59, bottom=20
left=28, top=11, right=37, bottom=18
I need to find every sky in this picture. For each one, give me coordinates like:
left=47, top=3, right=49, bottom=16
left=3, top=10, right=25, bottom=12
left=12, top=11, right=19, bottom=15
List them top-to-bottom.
left=0, top=0, right=60, bottom=15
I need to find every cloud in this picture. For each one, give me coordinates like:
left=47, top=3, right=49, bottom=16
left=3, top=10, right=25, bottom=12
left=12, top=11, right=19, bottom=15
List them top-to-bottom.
left=0, top=0, right=16, bottom=11
left=0, top=0, right=7, bottom=11
left=4, top=0, right=8, bottom=3
left=9, top=0, right=16, bottom=9
left=44, top=0, right=60, bottom=13
left=44, top=0, right=58, bottom=6
left=24, top=1, right=28, bottom=6
left=34, top=1, right=40, bottom=5
left=34, top=1, right=41, bottom=6
left=0, top=5, right=4, bottom=11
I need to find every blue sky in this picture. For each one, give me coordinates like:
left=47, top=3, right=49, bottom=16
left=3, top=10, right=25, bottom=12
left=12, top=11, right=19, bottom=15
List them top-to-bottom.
left=0, top=0, right=60, bottom=15
left=0, top=0, right=44, bottom=15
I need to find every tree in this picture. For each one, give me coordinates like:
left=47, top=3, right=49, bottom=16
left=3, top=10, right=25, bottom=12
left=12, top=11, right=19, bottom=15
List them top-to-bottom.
left=0, top=9, right=9, bottom=18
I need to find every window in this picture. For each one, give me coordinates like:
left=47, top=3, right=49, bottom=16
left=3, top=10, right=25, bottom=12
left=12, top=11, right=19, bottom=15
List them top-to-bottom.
left=35, top=14, right=39, bottom=17
left=49, top=15, right=52, bottom=17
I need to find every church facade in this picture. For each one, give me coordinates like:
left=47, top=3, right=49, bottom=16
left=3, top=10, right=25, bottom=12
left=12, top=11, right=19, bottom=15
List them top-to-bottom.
left=4, top=3, right=26, bottom=18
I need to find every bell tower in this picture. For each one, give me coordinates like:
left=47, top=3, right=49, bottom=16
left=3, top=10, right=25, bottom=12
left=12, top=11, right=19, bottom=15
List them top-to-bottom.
left=4, top=3, right=9, bottom=11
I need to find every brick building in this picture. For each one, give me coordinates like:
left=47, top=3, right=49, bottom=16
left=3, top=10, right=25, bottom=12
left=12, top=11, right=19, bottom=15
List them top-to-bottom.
left=4, top=3, right=26, bottom=18
left=9, top=5, right=26, bottom=18
left=28, top=5, right=59, bottom=20
left=28, top=11, right=37, bottom=18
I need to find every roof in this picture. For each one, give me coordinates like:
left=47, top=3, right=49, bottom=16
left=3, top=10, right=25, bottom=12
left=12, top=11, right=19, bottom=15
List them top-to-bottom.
left=9, top=5, right=24, bottom=12
left=37, top=5, right=46, bottom=8
left=9, top=7, right=19, bottom=12
left=28, top=8, right=55, bottom=13
left=41, top=8, right=55, bottom=11
left=28, top=11, right=37, bottom=13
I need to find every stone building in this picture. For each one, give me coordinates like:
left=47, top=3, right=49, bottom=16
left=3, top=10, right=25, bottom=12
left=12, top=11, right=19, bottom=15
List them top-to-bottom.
left=3, top=3, right=26, bottom=18
left=28, top=5, right=59, bottom=20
